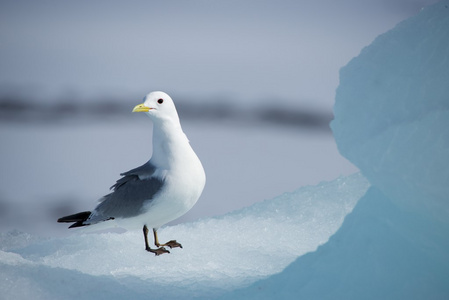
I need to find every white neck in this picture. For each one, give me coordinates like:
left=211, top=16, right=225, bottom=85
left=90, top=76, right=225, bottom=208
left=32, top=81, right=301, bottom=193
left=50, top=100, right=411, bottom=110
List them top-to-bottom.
left=150, top=119, right=190, bottom=170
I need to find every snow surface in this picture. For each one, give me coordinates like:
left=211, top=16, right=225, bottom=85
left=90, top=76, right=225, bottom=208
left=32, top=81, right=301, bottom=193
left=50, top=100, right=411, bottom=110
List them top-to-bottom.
left=0, top=174, right=369, bottom=299
left=224, top=186, right=449, bottom=300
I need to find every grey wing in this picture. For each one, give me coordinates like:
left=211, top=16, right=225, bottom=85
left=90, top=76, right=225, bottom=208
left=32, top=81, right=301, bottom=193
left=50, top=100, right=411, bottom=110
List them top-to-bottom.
left=110, top=161, right=157, bottom=191
left=91, top=162, right=164, bottom=220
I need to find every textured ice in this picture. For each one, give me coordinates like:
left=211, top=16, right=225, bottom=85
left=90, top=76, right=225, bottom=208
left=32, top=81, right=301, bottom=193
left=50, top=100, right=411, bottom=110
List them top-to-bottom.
left=331, top=0, right=449, bottom=222
left=223, top=1, right=449, bottom=298
left=0, top=174, right=368, bottom=299
left=224, top=186, right=449, bottom=299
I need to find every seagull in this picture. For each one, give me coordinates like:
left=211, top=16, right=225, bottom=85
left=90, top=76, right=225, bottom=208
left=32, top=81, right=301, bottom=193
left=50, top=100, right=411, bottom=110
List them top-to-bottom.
left=58, top=91, right=206, bottom=256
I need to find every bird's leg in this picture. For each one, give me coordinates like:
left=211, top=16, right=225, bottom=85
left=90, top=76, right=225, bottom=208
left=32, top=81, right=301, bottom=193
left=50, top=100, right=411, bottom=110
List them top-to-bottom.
left=143, top=225, right=169, bottom=256
left=153, top=228, right=183, bottom=249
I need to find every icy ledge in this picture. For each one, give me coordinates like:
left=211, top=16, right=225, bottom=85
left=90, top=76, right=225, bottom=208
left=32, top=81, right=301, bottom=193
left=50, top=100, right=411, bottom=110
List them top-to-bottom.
left=0, top=173, right=368, bottom=300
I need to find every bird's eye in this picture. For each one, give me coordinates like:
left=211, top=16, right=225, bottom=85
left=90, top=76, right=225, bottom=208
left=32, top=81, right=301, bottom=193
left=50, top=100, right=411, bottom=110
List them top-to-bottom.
left=157, top=98, right=164, bottom=104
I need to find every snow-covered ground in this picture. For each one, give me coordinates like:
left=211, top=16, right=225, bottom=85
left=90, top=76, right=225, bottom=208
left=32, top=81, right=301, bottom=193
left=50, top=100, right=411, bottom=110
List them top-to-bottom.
left=0, top=174, right=368, bottom=300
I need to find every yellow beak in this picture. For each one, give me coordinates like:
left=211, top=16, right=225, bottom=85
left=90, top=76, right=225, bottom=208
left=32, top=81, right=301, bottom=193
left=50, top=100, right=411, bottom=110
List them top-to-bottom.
left=132, top=103, right=152, bottom=112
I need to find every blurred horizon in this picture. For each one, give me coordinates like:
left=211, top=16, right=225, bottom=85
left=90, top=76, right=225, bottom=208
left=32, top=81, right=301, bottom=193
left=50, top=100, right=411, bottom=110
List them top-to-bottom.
left=0, top=94, right=333, bottom=132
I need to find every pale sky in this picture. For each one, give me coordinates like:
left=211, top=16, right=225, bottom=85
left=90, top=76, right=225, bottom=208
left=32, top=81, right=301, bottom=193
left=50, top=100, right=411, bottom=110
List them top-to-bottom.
left=0, top=0, right=440, bottom=110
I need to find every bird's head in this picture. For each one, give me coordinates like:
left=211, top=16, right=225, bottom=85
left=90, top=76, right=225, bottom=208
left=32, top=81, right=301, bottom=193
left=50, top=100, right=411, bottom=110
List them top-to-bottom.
left=133, top=91, right=180, bottom=125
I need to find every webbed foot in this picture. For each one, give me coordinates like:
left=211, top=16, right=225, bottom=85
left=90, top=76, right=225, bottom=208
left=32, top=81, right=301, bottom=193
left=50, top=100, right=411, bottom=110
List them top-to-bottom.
left=162, top=240, right=183, bottom=249
left=146, top=246, right=170, bottom=256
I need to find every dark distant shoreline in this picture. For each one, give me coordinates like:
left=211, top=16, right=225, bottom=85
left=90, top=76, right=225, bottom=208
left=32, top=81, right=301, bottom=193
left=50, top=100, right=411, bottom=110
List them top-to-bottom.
left=0, top=97, right=333, bottom=132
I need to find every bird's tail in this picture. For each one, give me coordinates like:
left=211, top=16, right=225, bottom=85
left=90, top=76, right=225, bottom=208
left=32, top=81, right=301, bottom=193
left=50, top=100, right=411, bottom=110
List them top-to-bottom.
left=57, top=211, right=91, bottom=228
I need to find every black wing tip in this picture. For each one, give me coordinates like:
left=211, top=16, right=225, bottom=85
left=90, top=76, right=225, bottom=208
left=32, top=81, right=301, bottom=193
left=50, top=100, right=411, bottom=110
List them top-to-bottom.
left=57, top=211, right=92, bottom=227
left=58, top=212, right=115, bottom=229
left=68, top=221, right=88, bottom=228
